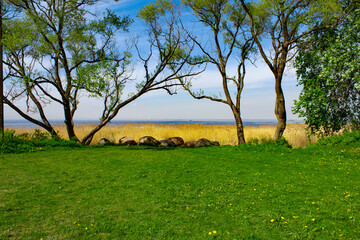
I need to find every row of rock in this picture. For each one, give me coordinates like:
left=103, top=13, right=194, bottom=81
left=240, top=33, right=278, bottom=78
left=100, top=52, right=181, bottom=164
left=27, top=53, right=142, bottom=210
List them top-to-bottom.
left=99, top=136, right=220, bottom=147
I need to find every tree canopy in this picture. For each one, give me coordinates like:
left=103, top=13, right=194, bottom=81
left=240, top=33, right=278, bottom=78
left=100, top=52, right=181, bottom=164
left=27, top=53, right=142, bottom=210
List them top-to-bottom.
left=293, top=6, right=360, bottom=136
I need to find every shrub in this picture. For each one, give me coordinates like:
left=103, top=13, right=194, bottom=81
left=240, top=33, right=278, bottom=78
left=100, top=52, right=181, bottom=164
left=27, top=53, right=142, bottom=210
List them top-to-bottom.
left=0, top=129, right=82, bottom=154
left=313, top=131, right=360, bottom=146
left=248, top=136, right=292, bottom=149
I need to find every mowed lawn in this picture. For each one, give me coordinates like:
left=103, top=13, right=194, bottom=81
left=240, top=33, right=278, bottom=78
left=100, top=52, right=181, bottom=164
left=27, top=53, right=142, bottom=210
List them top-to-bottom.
left=1, top=144, right=359, bottom=239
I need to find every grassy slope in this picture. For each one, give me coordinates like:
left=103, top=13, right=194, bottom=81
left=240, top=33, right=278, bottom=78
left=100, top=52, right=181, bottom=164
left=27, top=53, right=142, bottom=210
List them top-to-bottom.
left=0, top=144, right=359, bottom=239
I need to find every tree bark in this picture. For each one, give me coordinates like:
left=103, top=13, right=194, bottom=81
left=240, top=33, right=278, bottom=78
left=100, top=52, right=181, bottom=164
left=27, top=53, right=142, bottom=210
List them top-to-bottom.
left=274, top=76, right=287, bottom=139
left=4, top=97, right=58, bottom=137
left=63, top=99, right=78, bottom=141
left=230, top=104, right=246, bottom=144
left=234, top=114, right=246, bottom=144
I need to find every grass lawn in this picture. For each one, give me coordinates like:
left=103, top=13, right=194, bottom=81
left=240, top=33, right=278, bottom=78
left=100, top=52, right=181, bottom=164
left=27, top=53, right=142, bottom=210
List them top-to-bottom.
left=1, top=143, right=359, bottom=239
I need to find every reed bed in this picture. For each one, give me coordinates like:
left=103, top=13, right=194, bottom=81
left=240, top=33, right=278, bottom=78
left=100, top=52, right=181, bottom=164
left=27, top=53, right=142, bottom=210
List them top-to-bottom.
left=7, top=123, right=315, bottom=148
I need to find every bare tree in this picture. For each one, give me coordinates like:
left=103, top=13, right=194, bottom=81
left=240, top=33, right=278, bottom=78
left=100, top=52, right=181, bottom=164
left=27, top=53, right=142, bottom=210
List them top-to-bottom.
left=177, top=0, right=255, bottom=144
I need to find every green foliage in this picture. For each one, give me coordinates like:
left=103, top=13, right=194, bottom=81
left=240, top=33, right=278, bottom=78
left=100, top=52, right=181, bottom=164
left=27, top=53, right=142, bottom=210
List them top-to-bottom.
left=138, top=0, right=175, bottom=23
left=293, top=6, right=360, bottom=136
left=0, top=130, right=82, bottom=154
left=313, top=131, right=360, bottom=146
left=248, top=136, right=293, bottom=149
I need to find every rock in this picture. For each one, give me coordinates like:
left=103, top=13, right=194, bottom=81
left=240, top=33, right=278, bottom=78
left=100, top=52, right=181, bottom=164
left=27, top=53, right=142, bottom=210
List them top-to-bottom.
left=119, top=136, right=137, bottom=146
left=139, top=136, right=160, bottom=146
left=170, top=137, right=184, bottom=146
left=99, top=138, right=111, bottom=145
left=160, top=138, right=176, bottom=147
left=195, top=138, right=212, bottom=147
left=183, top=141, right=197, bottom=148
left=211, top=141, right=220, bottom=146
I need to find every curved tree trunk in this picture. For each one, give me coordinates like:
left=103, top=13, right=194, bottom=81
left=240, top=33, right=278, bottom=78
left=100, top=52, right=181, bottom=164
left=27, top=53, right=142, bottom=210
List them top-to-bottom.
left=274, top=77, right=287, bottom=139
left=4, top=97, right=58, bottom=137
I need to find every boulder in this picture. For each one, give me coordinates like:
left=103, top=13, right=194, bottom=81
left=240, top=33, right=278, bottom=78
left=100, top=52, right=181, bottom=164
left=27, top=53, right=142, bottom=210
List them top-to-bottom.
left=119, top=136, right=137, bottom=146
left=139, top=136, right=160, bottom=146
left=170, top=137, right=184, bottom=146
left=99, top=138, right=111, bottom=145
left=160, top=138, right=176, bottom=147
left=195, top=138, right=212, bottom=147
left=183, top=141, right=197, bottom=148
left=211, top=141, right=220, bottom=146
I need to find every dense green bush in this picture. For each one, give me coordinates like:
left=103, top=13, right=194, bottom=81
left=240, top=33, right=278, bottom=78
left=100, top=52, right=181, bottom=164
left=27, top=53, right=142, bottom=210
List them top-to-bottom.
left=0, top=129, right=82, bottom=154
left=313, top=131, right=360, bottom=146
left=248, top=136, right=292, bottom=149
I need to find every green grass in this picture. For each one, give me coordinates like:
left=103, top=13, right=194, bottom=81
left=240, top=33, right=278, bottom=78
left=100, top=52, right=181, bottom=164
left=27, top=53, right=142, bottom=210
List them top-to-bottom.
left=1, top=143, right=360, bottom=239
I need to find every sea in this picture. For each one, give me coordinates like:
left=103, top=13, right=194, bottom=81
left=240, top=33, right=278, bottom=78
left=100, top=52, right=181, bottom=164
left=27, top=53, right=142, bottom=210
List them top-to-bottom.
left=4, top=119, right=303, bottom=128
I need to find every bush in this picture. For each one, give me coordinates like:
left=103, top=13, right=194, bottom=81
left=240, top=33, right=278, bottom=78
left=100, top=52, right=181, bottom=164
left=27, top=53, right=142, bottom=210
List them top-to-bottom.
left=0, top=129, right=82, bottom=154
left=313, top=131, right=360, bottom=146
left=248, top=137, right=292, bottom=149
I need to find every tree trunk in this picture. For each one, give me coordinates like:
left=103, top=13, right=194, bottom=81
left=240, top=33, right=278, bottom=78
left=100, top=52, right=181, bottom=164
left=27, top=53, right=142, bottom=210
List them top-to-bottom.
left=274, top=77, right=287, bottom=139
left=4, top=97, right=58, bottom=137
left=63, top=100, right=78, bottom=141
left=232, top=110, right=246, bottom=145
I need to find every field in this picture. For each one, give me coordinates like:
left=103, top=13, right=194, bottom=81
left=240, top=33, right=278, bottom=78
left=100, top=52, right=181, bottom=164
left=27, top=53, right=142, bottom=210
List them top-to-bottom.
left=8, top=123, right=316, bottom=148
left=1, top=140, right=359, bottom=239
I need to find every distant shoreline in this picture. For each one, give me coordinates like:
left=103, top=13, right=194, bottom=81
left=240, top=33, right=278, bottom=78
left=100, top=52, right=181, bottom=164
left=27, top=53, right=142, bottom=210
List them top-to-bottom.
left=4, top=119, right=304, bottom=128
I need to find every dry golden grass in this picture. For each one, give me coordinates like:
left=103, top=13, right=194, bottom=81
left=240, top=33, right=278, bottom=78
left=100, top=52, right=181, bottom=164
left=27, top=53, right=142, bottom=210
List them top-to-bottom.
left=8, top=123, right=316, bottom=148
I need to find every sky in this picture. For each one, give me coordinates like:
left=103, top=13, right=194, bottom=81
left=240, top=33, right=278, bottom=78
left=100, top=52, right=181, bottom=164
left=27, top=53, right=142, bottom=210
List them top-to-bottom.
left=4, top=0, right=303, bottom=122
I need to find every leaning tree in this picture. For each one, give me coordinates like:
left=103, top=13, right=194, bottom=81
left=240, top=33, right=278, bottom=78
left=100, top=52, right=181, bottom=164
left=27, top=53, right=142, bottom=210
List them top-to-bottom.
left=3, top=0, right=202, bottom=144
left=141, top=0, right=256, bottom=145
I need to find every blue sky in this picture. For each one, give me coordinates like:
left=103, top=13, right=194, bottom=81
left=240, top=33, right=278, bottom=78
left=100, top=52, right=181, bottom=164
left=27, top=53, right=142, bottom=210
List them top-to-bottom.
left=4, top=0, right=302, bottom=122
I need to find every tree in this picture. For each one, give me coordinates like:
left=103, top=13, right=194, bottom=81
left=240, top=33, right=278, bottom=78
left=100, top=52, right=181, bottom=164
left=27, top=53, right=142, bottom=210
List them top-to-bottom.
left=0, top=0, right=3, bottom=136
left=3, top=0, right=200, bottom=144
left=172, top=0, right=255, bottom=144
left=237, top=0, right=349, bottom=139
left=293, top=6, right=360, bottom=136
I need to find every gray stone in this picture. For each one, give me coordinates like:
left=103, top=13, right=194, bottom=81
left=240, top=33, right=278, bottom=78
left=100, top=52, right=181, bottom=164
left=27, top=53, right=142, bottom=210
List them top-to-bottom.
left=119, top=136, right=137, bottom=146
left=139, top=136, right=160, bottom=146
left=170, top=137, right=184, bottom=146
left=99, top=138, right=111, bottom=145
left=160, top=138, right=176, bottom=147
left=195, top=138, right=212, bottom=147
left=183, top=141, right=196, bottom=148
left=211, top=141, right=220, bottom=146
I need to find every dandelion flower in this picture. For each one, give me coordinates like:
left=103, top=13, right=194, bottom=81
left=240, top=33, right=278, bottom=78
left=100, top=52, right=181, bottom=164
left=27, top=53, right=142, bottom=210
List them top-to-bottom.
left=281, top=217, right=284, bottom=220
left=312, top=218, right=316, bottom=222
left=270, top=219, right=275, bottom=223
left=213, top=230, right=217, bottom=234
left=208, top=232, right=212, bottom=235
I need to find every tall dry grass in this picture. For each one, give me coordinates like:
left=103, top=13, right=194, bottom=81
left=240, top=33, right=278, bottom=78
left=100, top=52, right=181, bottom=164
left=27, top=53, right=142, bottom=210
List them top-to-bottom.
left=7, top=123, right=316, bottom=148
